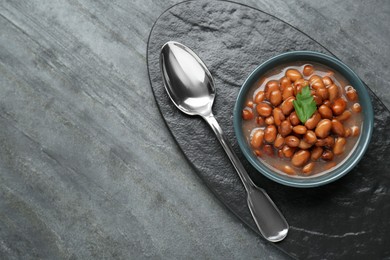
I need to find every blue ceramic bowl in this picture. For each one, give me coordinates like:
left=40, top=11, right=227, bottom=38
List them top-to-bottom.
left=233, top=51, right=373, bottom=188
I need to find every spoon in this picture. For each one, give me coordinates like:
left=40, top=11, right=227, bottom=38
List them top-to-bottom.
left=160, top=41, right=289, bottom=242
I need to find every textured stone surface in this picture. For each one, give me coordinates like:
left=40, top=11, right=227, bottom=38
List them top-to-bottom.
left=1, top=0, right=389, bottom=259
left=148, top=1, right=390, bottom=259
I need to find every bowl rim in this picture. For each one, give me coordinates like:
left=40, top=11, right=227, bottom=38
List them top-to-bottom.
left=233, top=51, right=374, bottom=188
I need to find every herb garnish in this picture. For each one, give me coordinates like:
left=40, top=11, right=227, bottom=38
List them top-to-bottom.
left=293, top=85, right=317, bottom=123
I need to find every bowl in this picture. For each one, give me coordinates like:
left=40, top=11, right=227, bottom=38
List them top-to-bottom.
left=233, top=51, right=374, bottom=188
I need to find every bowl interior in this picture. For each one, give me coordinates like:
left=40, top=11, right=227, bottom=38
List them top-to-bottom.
left=233, top=51, right=373, bottom=188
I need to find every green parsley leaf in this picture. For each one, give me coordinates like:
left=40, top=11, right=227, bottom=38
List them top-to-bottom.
left=292, top=85, right=317, bottom=123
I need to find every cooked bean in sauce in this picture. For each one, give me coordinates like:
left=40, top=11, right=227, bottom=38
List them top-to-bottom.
left=242, top=62, right=363, bottom=176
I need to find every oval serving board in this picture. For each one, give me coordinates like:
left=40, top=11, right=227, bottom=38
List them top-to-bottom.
left=147, top=1, right=390, bottom=259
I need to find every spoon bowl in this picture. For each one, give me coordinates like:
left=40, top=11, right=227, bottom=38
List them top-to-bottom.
left=160, top=41, right=289, bottom=242
left=160, top=42, right=215, bottom=116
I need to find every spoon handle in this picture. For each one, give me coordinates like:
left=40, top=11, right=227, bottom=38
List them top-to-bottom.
left=202, top=113, right=289, bottom=242
left=202, top=114, right=252, bottom=190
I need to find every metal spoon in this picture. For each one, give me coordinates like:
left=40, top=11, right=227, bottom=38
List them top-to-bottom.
left=160, top=41, right=289, bottom=242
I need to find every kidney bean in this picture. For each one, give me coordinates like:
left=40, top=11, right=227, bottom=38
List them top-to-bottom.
left=303, top=64, right=314, bottom=76
left=286, top=69, right=302, bottom=82
left=309, top=75, right=325, bottom=89
left=280, top=76, right=292, bottom=91
left=322, top=76, right=333, bottom=86
left=294, top=78, right=309, bottom=87
left=294, top=79, right=309, bottom=95
left=265, top=80, right=280, bottom=100
left=328, top=84, right=339, bottom=102
left=296, top=85, right=305, bottom=96
left=282, top=86, right=294, bottom=100
left=345, top=86, right=358, bottom=101
left=316, top=88, right=329, bottom=101
left=254, top=90, right=265, bottom=104
left=270, top=90, right=283, bottom=106
left=313, top=94, right=323, bottom=106
left=281, top=96, right=295, bottom=115
left=331, top=98, right=347, bottom=116
left=323, top=100, right=331, bottom=107
left=246, top=101, right=254, bottom=108
left=256, top=102, right=272, bottom=117
left=352, top=103, right=362, bottom=113
left=318, top=105, right=333, bottom=119
left=273, top=108, right=285, bottom=126
left=242, top=109, right=254, bottom=120
left=336, top=110, right=352, bottom=121
left=341, top=110, right=355, bottom=122
left=289, top=112, right=300, bottom=126
left=305, top=112, right=321, bottom=130
left=256, top=116, right=265, bottom=126
left=265, top=116, right=275, bottom=125
left=331, top=119, right=345, bottom=136
left=279, top=120, right=293, bottom=137
left=264, top=125, right=277, bottom=143
left=293, top=125, right=307, bottom=135
left=350, top=126, right=360, bottom=137
left=344, top=127, right=352, bottom=137
left=250, top=129, right=264, bottom=148
left=304, top=130, right=317, bottom=144
left=274, top=134, right=285, bottom=149
left=285, top=135, right=300, bottom=148
left=316, top=136, right=335, bottom=148
left=325, top=136, right=335, bottom=147
left=333, top=137, right=346, bottom=155
left=315, top=138, right=327, bottom=147
left=298, top=139, right=313, bottom=149
left=263, top=144, right=274, bottom=156
left=282, top=145, right=296, bottom=158
left=311, top=146, right=323, bottom=160
left=254, top=149, right=262, bottom=157
left=277, top=149, right=284, bottom=158
left=321, top=149, right=334, bottom=161
left=291, top=150, right=311, bottom=167
left=325, top=161, right=337, bottom=170
left=303, top=162, right=315, bottom=175
left=281, top=165, right=295, bottom=175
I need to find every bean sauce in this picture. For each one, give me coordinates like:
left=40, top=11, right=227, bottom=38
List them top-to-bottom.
left=242, top=62, right=363, bottom=177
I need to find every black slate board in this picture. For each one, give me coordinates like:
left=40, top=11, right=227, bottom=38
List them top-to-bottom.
left=147, top=1, right=390, bottom=259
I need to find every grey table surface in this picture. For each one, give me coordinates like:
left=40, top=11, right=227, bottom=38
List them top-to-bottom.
left=0, top=0, right=389, bottom=259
